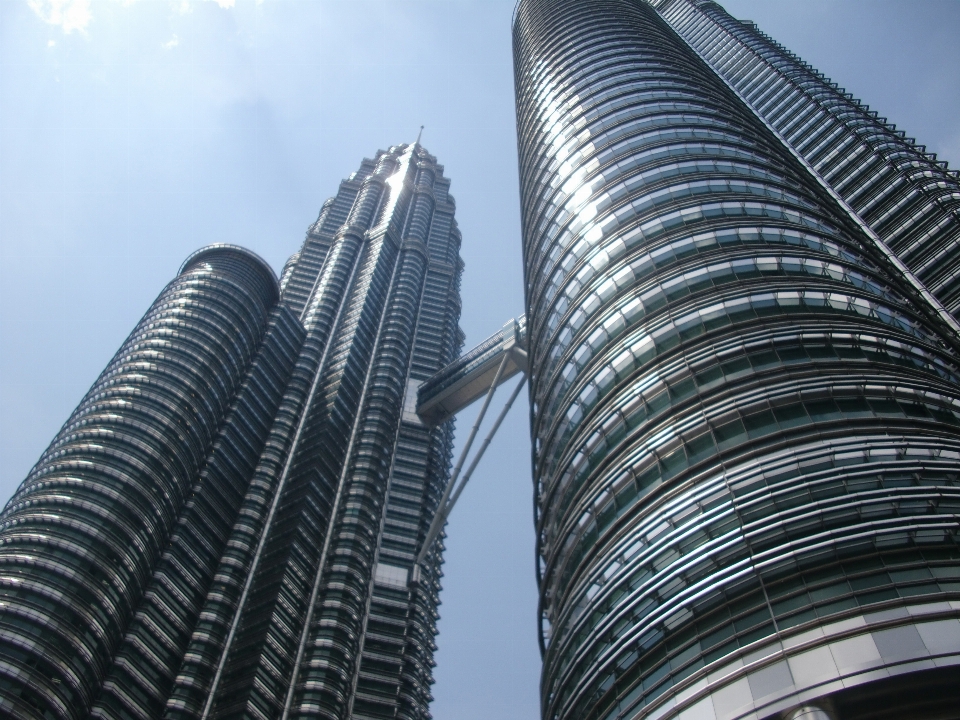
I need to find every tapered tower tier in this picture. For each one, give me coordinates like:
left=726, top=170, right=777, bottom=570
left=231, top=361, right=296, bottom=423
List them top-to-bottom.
left=0, top=144, right=465, bottom=720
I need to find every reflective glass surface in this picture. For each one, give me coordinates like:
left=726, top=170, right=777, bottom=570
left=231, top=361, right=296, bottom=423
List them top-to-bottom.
left=513, top=2, right=960, bottom=719
left=0, top=145, right=466, bottom=720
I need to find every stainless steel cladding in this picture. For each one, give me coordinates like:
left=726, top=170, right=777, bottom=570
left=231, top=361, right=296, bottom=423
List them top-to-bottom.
left=652, top=0, right=960, bottom=318
left=513, top=2, right=960, bottom=719
left=0, top=143, right=465, bottom=720
left=0, top=244, right=283, bottom=718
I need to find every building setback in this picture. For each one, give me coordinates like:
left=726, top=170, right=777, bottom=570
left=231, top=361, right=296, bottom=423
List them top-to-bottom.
left=513, top=1, right=960, bottom=719
left=0, top=143, right=464, bottom=720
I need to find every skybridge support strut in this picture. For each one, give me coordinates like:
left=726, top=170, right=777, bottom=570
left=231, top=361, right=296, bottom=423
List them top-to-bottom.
left=409, top=316, right=528, bottom=586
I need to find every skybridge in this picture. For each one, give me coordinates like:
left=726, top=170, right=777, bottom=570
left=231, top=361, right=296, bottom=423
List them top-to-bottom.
left=409, top=315, right=528, bottom=582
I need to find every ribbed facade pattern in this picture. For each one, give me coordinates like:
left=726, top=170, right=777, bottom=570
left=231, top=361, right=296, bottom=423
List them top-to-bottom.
left=651, top=0, right=960, bottom=317
left=513, top=2, right=960, bottom=719
left=0, top=143, right=463, bottom=720
left=0, top=245, right=287, bottom=718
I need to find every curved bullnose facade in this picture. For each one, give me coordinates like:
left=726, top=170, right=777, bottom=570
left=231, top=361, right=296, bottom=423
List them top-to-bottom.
left=652, top=0, right=960, bottom=319
left=514, top=2, right=960, bottom=720
left=0, top=143, right=464, bottom=720
left=0, top=245, right=286, bottom=717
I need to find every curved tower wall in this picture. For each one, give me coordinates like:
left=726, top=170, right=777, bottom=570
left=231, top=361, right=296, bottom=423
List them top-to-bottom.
left=651, top=0, right=960, bottom=318
left=513, top=2, right=960, bottom=719
left=0, top=246, right=282, bottom=718
left=91, top=297, right=306, bottom=718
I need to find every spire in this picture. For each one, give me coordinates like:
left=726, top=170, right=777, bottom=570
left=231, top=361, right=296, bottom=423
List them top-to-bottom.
left=416, top=125, right=424, bottom=144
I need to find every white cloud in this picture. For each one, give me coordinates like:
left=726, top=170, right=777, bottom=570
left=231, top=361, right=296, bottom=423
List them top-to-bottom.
left=27, top=0, right=92, bottom=33
left=28, top=0, right=239, bottom=35
left=182, top=0, right=238, bottom=9
left=162, top=34, right=179, bottom=50
left=47, top=39, right=56, bottom=47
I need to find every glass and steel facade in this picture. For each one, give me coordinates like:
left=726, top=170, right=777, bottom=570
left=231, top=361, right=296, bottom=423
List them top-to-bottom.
left=651, top=0, right=960, bottom=319
left=513, top=2, right=960, bottom=719
left=0, top=142, right=464, bottom=720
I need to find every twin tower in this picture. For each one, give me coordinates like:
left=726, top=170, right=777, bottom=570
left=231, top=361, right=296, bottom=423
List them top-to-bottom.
left=3, top=2, right=960, bottom=720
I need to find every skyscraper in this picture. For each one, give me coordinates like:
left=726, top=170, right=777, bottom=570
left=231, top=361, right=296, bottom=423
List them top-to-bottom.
left=652, top=0, right=960, bottom=319
left=513, top=2, right=960, bottom=720
left=0, top=143, right=464, bottom=720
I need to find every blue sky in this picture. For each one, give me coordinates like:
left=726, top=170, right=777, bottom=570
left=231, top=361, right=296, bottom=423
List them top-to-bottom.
left=0, top=1, right=958, bottom=718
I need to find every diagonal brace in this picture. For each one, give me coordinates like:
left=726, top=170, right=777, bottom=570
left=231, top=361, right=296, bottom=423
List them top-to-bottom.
left=412, top=352, right=526, bottom=577
left=444, top=374, right=526, bottom=515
